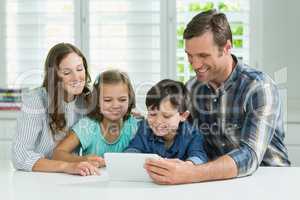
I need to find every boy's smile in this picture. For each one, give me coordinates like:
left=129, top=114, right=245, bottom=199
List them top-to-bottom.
left=147, top=99, right=187, bottom=140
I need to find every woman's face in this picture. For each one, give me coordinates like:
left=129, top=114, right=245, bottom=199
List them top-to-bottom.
left=57, top=52, right=86, bottom=101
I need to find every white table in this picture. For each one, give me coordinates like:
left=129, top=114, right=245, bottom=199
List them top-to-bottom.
left=0, top=160, right=298, bottom=200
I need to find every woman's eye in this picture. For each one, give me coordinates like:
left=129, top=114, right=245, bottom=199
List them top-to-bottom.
left=77, top=67, right=84, bottom=71
left=63, top=72, right=70, bottom=75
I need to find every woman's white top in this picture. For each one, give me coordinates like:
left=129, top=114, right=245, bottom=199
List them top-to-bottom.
left=11, top=87, right=87, bottom=171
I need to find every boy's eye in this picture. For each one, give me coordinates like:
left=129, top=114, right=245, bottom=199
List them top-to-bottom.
left=77, top=66, right=84, bottom=71
left=119, top=98, right=128, bottom=102
left=104, top=99, right=111, bottom=102
left=148, top=113, right=157, bottom=117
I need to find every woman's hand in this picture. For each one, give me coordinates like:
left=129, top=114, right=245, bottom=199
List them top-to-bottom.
left=64, top=161, right=100, bottom=176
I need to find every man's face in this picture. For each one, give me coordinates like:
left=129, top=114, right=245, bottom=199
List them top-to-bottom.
left=185, top=31, right=229, bottom=85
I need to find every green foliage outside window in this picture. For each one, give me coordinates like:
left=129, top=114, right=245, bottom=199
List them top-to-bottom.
left=177, top=1, right=246, bottom=83
left=188, top=2, right=214, bottom=12
left=231, top=23, right=244, bottom=36
left=233, top=39, right=243, bottom=48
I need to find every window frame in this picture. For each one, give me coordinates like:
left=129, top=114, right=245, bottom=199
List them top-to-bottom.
left=1, top=0, right=255, bottom=88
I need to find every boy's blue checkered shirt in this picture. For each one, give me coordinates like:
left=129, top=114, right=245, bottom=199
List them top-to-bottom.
left=186, top=55, right=290, bottom=177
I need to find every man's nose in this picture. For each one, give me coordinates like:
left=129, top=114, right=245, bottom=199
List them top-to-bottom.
left=191, top=57, right=204, bottom=70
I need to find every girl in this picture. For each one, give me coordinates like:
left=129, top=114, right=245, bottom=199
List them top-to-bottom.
left=12, top=43, right=97, bottom=175
left=53, top=70, right=138, bottom=175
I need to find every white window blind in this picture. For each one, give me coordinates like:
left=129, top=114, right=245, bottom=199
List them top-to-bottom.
left=1, top=0, right=251, bottom=111
left=5, top=0, right=75, bottom=88
left=88, top=0, right=161, bottom=112
left=176, top=0, right=250, bottom=83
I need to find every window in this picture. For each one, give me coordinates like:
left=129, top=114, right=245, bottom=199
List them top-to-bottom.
left=0, top=0, right=250, bottom=111
left=4, top=0, right=75, bottom=88
left=87, top=0, right=161, bottom=111
left=176, top=0, right=250, bottom=82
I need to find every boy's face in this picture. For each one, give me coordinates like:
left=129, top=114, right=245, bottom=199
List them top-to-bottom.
left=147, top=99, right=188, bottom=139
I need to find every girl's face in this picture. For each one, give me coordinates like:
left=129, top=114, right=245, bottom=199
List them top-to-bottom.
left=57, top=52, right=86, bottom=101
left=99, top=83, right=129, bottom=122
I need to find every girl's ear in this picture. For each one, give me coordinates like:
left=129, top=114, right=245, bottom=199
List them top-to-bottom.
left=180, top=111, right=190, bottom=122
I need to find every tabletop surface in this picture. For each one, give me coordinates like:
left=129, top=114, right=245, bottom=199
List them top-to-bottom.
left=0, top=160, right=298, bottom=200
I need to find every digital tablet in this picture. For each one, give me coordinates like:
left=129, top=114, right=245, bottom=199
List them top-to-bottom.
left=104, top=152, right=160, bottom=182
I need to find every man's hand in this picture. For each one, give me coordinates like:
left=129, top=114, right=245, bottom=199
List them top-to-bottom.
left=144, top=158, right=196, bottom=185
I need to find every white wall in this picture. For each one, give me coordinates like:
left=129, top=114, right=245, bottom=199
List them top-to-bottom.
left=253, top=0, right=300, bottom=166
left=256, top=0, right=300, bottom=112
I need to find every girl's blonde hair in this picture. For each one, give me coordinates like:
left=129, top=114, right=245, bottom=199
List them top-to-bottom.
left=87, top=69, right=136, bottom=122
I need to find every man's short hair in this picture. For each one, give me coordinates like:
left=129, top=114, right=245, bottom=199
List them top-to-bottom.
left=183, top=9, right=232, bottom=50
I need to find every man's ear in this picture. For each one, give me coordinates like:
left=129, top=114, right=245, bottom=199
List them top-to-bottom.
left=223, top=40, right=232, bottom=55
left=180, top=111, right=190, bottom=122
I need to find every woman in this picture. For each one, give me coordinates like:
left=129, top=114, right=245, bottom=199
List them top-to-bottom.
left=12, top=43, right=98, bottom=175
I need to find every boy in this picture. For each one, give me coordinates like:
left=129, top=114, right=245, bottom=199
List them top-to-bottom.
left=125, top=79, right=208, bottom=165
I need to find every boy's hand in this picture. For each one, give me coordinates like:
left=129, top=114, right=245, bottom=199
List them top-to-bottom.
left=85, top=155, right=106, bottom=168
left=185, top=160, right=195, bottom=165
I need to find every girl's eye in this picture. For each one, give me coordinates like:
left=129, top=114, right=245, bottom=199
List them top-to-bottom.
left=104, top=99, right=111, bottom=102
left=119, top=99, right=128, bottom=102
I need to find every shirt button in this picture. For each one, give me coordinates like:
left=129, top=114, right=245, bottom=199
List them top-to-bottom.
left=213, top=98, right=218, bottom=102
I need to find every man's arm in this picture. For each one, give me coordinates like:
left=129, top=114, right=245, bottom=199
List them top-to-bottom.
left=226, top=81, right=281, bottom=177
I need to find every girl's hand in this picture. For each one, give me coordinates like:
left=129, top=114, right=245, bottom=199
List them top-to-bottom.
left=85, top=155, right=106, bottom=168
left=64, top=161, right=100, bottom=176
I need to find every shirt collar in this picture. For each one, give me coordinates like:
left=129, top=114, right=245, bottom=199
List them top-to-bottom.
left=222, top=54, right=241, bottom=91
left=147, top=122, right=184, bottom=143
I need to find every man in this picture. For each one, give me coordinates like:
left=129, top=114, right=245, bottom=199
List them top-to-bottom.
left=144, top=9, right=290, bottom=184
